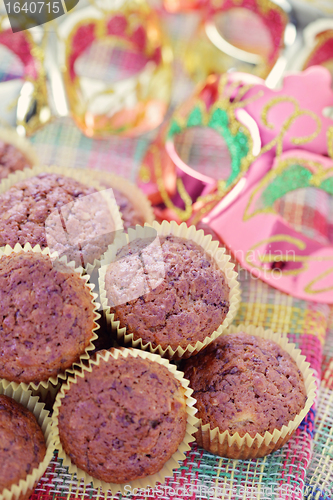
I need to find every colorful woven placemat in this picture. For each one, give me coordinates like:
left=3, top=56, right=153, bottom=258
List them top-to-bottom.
left=24, top=115, right=331, bottom=500
left=304, top=310, right=333, bottom=500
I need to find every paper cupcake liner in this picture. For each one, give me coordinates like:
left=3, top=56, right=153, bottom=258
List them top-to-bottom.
left=0, top=127, right=39, bottom=167
left=81, top=169, right=154, bottom=226
left=99, top=220, right=240, bottom=360
left=0, top=243, right=101, bottom=394
left=195, top=323, right=317, bottom=460
left=52, top=347, right=198, bottom=495
left=0, top=380, right=56, bottom=500
left=27, top=380, right=63, bottom=412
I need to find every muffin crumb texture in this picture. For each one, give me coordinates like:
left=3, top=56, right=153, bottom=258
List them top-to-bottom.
left=0, top=140, right=32, bottom=181
left=0, top=172, right=115, bottom=266
left=113, top=188, right=145, bottom=230
left=106, top=235, right=230, bottom=350
left=0, top=251, right=96, bottom=384
left=183, top=333, right=307, bottom=438
left=58, top=355, right=187, bottom=483
left=0, top=394, right=46, bottom=495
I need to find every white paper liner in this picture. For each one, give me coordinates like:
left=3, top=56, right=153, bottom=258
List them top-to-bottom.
left=99, top=220, right=241, bottom=360
left=0, top=243, right=101, bottom=393
left=195, top=323, right=317, bottom=459
left=52, top=347, right=198, bottom=495
left=0, top=381, right=56, bottom=500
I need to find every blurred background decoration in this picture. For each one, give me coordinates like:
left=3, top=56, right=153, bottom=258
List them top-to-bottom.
left=0, top=0, right=332, bottom=138
left=0, top=0, right=173, bottom=137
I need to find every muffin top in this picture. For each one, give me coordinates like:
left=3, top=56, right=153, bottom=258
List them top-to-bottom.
left=0, top=140, right=32, bottom=181
left=0, top=172, right=116, bottom=266
left=86, top=172, right=147, bottom=231
left=113, top=188, right=145, bottom=230
left=105, top=235, right=230, bottom=350
left=0, top=251, right=96, bottom=384
left=182, top=333, right=307, bottom=438
left=58, top=353, right=187, bottom=483
left=0, top=394, right=46, bottom=494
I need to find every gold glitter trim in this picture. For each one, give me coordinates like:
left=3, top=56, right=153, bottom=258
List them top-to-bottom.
left=232, top=84, right=257, bottom=103
left=260, top=96, right=322, bottom=158
left=327, top=126, right=333, bottom=160
left=152, top=144, right=193, bottom=221
left=244, top=156, right=333, bottom=221
left=138, top=164, right=151, bottom=183
left=245, top=234, right=308, bottom=277
left=245, top=235, right=333, bottom=286
left=305, top=266, right=333, bottom=295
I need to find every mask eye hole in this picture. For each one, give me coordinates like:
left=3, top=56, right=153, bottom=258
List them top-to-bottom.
left=212, top=9, right=273, bottom=63
left=75, top=39, right=150, bottom=84
left=173, top=126, right=232, bottom=181
left=274, top=186, right=333, bottom=246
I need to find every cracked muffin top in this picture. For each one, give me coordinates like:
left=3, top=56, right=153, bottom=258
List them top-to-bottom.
left=0, top=140, right=32, bottom=181
left=84, top=171, right=149, bottom=231
left=0, top=172, right=116, bottom=267
left=113, top=188, right=145, bottom=230
left=105, top=235, right=230, bottom=351
left=0, top=251, right=96, bottom=384
left=182, top=333, right=307, bottom=438
left=57, top=353, right=187, bottom=483
left=0, top=394, right=46, bottom=495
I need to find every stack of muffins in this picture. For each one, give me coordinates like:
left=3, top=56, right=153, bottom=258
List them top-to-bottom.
left=0, top=133, right=315, bottom=498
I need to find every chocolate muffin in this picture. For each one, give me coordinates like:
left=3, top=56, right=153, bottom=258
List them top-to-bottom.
left=0, top=140, right=32, bottom=181
left=85, top=170, right=152, bottom=231
left=0, top=172, right=116, bottom=266
left=113, top=188, right=145, bottom=230
left=104, top=235, right=230, bottom=350
left=0, top=250, right=96, bottom=385
left=183, top=333, right=307, bottom=438
left=57, top=352, right=187, bottom=483
left=0, top=395, right=46, bottom=495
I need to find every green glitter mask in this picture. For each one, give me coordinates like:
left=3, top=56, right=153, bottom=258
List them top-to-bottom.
left=167, top=101, right=252, bottom=192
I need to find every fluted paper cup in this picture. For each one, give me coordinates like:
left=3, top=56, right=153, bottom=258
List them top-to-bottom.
left=99, top=220, right=240, bottom=360
left=0, top=243, right=100, bottom=395
left=193, top=324, right=317, bottom=459
left=52, top=347, right=198, bottom=495
left=0, top=381, right=55, bottom=500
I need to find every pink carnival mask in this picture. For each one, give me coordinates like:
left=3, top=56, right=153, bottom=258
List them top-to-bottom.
left=138, top=67, right=333, bottom=303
